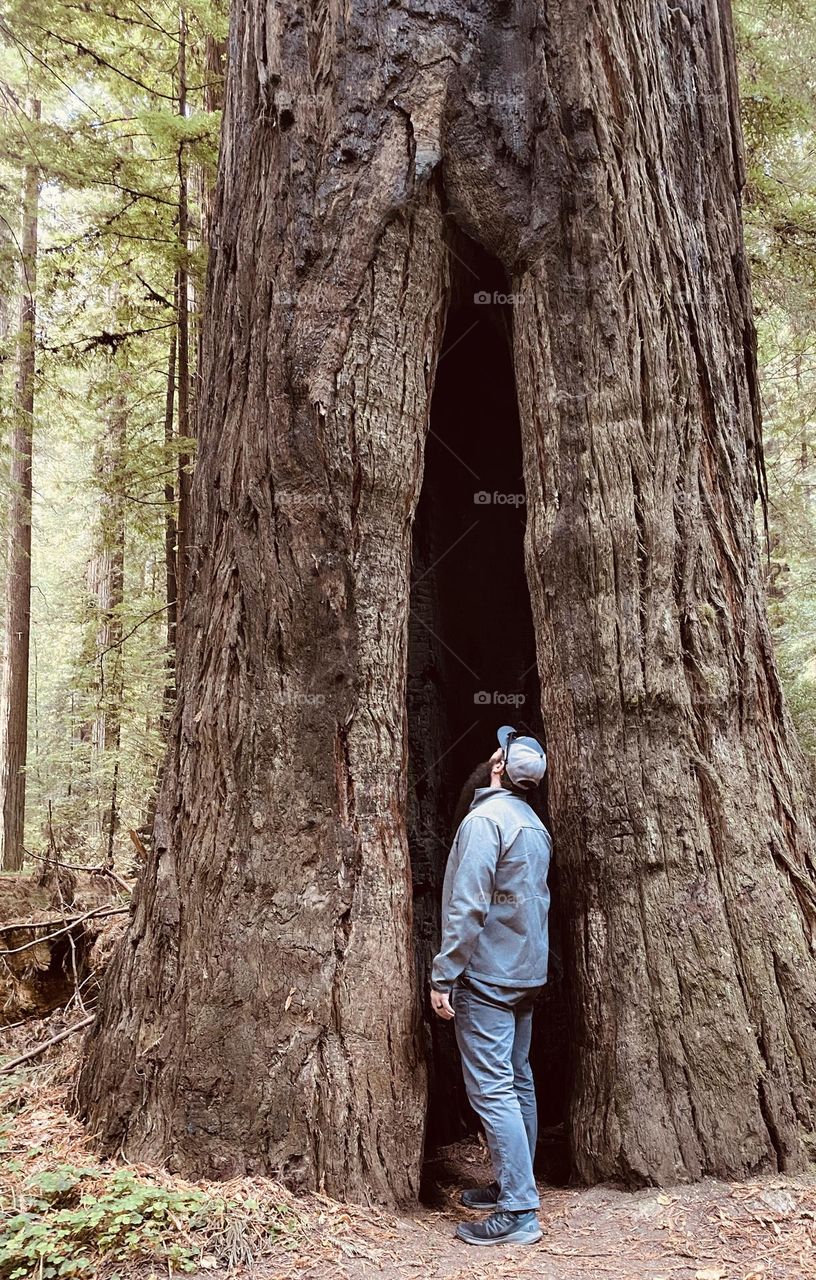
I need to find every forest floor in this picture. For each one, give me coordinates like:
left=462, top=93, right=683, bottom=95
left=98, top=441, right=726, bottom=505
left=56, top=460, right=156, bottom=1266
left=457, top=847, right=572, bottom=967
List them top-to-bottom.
left=1, top=1025, right=815, bottom=1280
left=258, top=1144, right=816, bottom=1280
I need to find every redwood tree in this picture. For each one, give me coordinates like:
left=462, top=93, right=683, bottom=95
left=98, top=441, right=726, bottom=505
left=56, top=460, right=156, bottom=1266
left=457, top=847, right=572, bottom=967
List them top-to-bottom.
left=79, top=0, right=816, bottom=1200
left=0, top=98, right=40, bottom=871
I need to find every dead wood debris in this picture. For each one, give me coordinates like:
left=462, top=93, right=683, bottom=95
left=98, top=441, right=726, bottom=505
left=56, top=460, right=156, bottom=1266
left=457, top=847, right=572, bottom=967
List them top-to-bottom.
left=1, top=868, right=130, bottom=1031
left=0, top=1011, right=95, bottom=1073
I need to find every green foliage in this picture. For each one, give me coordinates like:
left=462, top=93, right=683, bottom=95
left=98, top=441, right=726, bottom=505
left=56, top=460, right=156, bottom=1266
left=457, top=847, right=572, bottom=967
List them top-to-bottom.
left=0, top=0, right=225, bottom=867
left=736, top=0, right=816, bottom=759
left=0, top=1076, right=301, bottom=1277
left=0, top=1166, right=209, bottom=1278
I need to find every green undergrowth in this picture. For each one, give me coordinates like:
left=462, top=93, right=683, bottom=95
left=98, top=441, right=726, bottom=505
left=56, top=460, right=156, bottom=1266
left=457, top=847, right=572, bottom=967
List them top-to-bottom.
left=0, top=1072, right=303, bottom=1279
left=1, top=1165, right=209, bottom=1278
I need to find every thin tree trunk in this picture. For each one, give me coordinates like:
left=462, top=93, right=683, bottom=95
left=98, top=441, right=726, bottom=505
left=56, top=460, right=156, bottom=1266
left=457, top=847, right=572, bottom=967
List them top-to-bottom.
left=80, top=0, right=816, bottom=1200
left=175, top=10, right=192, bottom=624
left=189, top=28, right=226, bottom=523
left=201, top=31, right=226, bottom=248
left=0, top=99, right=40, bottom=871
left=164, top=314, right=178, bottom=660
left=142, top=318, right=180, bottom=846
left=88, top=375, right=127, bottom=864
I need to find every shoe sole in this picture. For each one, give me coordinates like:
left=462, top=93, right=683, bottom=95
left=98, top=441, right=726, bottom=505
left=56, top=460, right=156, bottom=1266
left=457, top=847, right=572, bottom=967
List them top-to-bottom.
left=459, top=1199, right=499, bottom=1210
left=456, top=1226, right=543, bottom=1247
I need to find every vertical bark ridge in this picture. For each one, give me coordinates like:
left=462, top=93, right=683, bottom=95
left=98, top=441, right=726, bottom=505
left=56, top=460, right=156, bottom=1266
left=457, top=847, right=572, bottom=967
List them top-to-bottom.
left=79, top=184, right=450, bottom=1202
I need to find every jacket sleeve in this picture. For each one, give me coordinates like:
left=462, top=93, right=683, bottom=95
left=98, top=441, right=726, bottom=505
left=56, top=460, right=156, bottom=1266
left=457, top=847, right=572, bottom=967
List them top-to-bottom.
left=430, top=814, right=502, bottom=993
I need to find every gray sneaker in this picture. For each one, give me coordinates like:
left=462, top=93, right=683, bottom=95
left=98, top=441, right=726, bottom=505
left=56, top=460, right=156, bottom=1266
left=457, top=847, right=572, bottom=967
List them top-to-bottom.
left=459, top=1180, right=500, bottom=1210
left=456, top=1208, right=542, bottom=1246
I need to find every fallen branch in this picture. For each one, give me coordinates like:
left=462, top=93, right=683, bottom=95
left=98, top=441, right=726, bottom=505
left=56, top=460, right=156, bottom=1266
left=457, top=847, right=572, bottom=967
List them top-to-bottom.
left=128, top=828, right=148, bottom=860
left=24, top=848, right=133, bottom=896
left=51, top=852, right=86, bottom=1015
left=0, top=906, right=129, bottom=954
left=0, top=1013, right=95, bottom=1073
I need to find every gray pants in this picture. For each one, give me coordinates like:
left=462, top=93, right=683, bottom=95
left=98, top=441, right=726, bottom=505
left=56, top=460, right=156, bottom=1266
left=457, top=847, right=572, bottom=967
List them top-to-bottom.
left=452, top=977, right=541, bottom=1212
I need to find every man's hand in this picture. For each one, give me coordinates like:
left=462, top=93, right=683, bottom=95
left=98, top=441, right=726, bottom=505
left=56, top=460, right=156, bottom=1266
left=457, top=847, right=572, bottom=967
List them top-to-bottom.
left=431, top=988, right=455, bottom=1020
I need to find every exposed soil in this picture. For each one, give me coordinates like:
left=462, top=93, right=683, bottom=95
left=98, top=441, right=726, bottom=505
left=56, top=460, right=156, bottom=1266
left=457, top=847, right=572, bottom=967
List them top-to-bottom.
left=243, top=1140, right=816, bottom=1280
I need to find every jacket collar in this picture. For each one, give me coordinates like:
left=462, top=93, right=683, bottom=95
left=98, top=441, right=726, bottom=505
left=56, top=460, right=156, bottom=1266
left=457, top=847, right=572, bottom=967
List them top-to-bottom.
left=469, top=786, right=525, bottom=809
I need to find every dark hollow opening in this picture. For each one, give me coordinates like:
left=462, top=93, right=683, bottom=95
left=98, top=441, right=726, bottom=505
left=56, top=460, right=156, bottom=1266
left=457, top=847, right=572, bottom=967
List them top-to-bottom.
left=407, top=234, right=570, bottom=1197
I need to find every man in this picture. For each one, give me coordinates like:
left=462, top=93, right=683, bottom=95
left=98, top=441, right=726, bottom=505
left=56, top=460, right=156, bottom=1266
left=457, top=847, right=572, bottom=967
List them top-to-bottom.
left=430, top=725, right=551, bottom=1247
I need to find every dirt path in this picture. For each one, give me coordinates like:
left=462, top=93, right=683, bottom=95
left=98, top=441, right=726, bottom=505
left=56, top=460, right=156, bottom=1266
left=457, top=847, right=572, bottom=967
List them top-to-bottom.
left=245, top=1143, right=816, bottom=1280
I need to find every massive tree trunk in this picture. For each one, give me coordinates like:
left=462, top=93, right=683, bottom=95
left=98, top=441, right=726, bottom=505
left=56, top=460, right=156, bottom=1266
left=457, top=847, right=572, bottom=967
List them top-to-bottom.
left=79, top=0, right=816, bottom=1201
left=1, top=100, right=40, bottom=872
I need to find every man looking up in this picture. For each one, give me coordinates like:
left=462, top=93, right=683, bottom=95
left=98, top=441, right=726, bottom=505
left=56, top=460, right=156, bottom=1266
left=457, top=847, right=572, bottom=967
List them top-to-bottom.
left=431, top=725, right=552, bottom=1247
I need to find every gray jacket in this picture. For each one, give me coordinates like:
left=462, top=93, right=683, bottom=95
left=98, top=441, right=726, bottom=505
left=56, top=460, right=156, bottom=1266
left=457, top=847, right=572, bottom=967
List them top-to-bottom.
left=431, top=786, right=552, bottom=994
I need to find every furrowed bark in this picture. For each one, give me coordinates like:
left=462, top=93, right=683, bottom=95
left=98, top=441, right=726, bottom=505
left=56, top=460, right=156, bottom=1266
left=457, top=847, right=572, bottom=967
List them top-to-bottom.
left=80, top=0, right=816, bottom=1198
left=511, top=0, right=816, bottom=1180
left=80, top=172, right=450, bottom=1197
left=164, top=310, right=178, bottom=662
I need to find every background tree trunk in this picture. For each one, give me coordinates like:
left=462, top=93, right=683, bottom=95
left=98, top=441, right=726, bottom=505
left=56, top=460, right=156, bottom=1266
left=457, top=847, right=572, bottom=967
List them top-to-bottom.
left=79, top=0, right=816, bottom=1199
left=175, top=10, right=192, bottom=623
left=200, top=30, right=226, bottom=248
left=1, top=98, right=40, bottom=872
left=163, top=312, right=179, bottom=664
left=87, top=372, right=127, bottom=864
